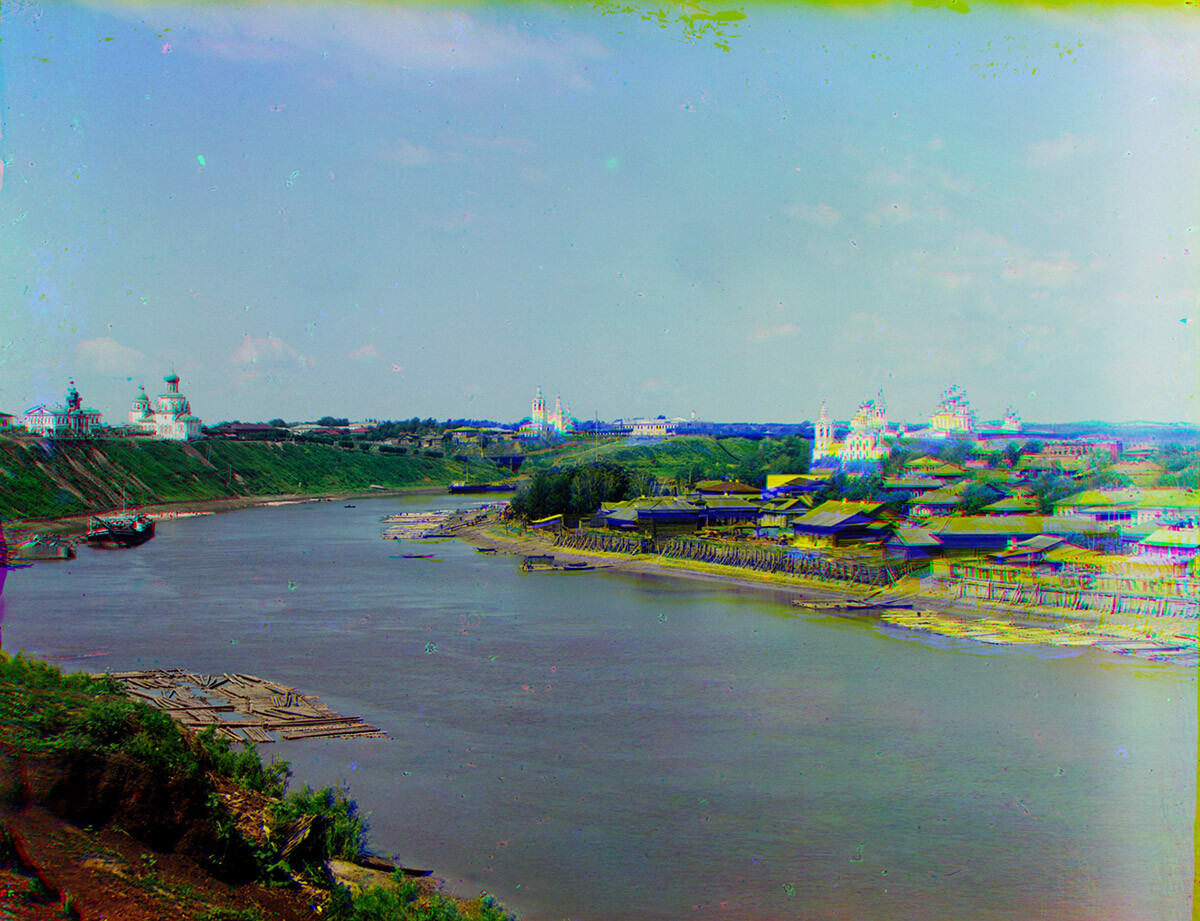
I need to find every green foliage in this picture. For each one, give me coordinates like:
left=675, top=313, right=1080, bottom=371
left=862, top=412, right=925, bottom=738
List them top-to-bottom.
left=519, top=436, right=759, bottom=483
left=730, top=436, right=810, bottom=487
left=937, top=437, right=973, bottom=465
left=1004, top=440, right=1023, bottom=468
left=879, top=443, right=923, bottom=476
left=510, top=461, right=648, bottom=521
left=1027, top=472, right=1076, bottom=514
left=959, top=482, right=1000, bottom=514
left=0, top=653, right=198, bottom=777
left=194, top=727, right=291, bottom=797
left=270, top=785, right=368, bottom=864
left=326, top=875, right=519, bottom=921
left=194, top=908, right=266, bottom=921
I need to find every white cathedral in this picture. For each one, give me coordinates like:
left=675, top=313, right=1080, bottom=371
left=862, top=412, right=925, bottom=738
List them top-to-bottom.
left=127, top=372, right=203, bottom=440
left=519, top=386, right=574, bottom=437
left=813, top=391, right=892, bottom=464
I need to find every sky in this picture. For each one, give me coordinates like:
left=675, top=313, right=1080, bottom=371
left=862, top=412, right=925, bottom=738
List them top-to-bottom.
left=1, top=1, right=1196, bottom=426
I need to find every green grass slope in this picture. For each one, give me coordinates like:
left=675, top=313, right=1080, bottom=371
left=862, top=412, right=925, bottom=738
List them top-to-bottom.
left=520, top=435, right=761, bottom=481
left=0, top=437, right=502, bottom=521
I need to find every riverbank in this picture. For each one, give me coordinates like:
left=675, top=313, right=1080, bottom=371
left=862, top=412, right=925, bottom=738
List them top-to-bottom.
left=0, top=435, right=503, bottom=523
left=3, top=486, right=445, bottom=543
left=456, top=521, right=1199, bottom=667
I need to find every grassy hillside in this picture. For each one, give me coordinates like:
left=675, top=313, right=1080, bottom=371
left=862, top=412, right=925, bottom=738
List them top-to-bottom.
left=520, top=435, right=762, bottom=480
left=0, top=436, right=502, bottom=521
left=0, top=652, right=517, bottom=920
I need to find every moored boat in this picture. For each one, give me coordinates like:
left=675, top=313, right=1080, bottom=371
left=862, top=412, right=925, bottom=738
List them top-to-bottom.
left=85, top=514, right=155, bottom=548
left=13, top=536, right=76, bottom=561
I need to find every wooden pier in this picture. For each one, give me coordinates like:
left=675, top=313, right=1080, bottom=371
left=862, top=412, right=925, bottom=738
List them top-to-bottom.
left=110, top=668, right=388, bottom=744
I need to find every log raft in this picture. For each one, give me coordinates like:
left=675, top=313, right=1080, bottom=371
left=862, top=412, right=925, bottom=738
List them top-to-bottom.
left=108, top=668, right=388, bottom=744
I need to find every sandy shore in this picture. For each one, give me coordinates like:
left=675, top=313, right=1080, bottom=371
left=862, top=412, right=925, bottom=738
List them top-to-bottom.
left=454, top=522, right=1199, bottom=667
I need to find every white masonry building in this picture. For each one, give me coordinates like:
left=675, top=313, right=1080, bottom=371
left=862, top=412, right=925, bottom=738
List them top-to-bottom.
left=128, top=372, right=203, bottom=440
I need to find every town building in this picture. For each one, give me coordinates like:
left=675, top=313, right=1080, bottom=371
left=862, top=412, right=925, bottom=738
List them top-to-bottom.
left=127, top=373, right=203, bottom=440
left=23, top=380, right=102, bottom=437
left=929, top=385, right=978, bottom=435
left=519, top=387, right=574, bottom=438
left=840, top=392, right=890, bottom=462
left=812, top=394, right=891, bottom=465
left=813, top=402, right=835, bottom=462
left=1000, top=406, right=1022, bottom=433
left=629, top=417, right=677, bottom=439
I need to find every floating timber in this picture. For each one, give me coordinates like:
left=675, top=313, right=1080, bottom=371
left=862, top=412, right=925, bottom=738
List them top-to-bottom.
left=109, top=668, right=388, bottom=744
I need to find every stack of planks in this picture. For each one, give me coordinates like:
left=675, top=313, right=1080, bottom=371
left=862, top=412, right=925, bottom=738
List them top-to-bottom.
left=109, top=668, right=388, bottom=744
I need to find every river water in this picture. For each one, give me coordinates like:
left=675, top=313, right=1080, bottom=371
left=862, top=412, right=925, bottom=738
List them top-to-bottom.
left=0, top=497, right=1193, bottom=920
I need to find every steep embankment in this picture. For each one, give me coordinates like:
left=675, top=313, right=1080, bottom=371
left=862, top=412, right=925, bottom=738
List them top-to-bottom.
left=520, top=435, right=760, bottom=478
left=0, top=437, right=502, bottom=522
left=0, top=653, right=518, bottom=921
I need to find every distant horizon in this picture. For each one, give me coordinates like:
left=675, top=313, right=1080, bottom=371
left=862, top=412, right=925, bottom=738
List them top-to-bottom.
left=3, top=3, right=1195, bottom=425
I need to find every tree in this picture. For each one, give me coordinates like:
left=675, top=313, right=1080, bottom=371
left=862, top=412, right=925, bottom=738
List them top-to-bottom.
left=317, top=416, right=350, bottom=428
left=268, top=418, right=288, bottom=428
left=938, top=437, right=973, bottom=465
left=1004, top=440, right=1023, bottom=468
left=511, top=461, right=654, bottom=521
left=1027, top=472, right=1076, bottom=515
left=960, top=482, right=1000, bottom=514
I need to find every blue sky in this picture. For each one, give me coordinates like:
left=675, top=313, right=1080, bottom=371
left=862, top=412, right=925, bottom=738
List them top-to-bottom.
left=1, top=2, right=1196, bottom=425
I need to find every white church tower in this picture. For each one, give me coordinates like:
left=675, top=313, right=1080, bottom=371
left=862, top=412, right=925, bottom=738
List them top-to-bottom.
left=813, top=402, right=834, bottom=462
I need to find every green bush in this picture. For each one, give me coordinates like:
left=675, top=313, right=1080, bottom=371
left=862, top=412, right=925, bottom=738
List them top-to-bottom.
left=194, top=726, right=291, bottom=797
left=270, top=784, right=367, bottom=864
left=326, top=875, right=518, bottom=921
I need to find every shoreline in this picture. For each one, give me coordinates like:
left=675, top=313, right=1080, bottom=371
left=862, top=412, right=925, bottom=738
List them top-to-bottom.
left=2, top=485, right=447, bottom=543
left=455, top=522, right=1199, bottom=668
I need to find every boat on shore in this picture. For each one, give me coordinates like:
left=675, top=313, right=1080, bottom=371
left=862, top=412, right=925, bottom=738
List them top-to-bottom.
left=448, top=482, right=517, bottom=494
left=85, top=514, right=155, bottom=548
left=13, top=536, right=76, bottom=561
left=519, top=554, right=597, bottom=574
left=792, top=598, right=914, bottom=613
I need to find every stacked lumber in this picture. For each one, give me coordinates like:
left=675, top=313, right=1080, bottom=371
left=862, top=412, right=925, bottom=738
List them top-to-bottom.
left=108, top=668, right=388, bottom=744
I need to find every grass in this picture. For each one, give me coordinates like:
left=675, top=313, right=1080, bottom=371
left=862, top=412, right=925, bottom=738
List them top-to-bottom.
left=519, top=435, right=760, bottom=482
left=0, top=436, right=503, bottom=520
left=0, top=652, right=198, bottom=772
left=0, top=653, right=522, bottom=921
left=194, top=727, right=291, bottom=797
left=269, top=784, right=369, bottom=866
left=327, top=875, right=519, bottom=921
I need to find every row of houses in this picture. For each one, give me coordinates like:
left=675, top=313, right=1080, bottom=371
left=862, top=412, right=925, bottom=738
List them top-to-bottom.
left=568, top=464, right=1198, bottom=618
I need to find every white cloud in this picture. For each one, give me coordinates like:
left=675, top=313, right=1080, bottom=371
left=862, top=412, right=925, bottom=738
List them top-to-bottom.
left=96, top=4, right=609, bottom=76
left=1026, top=132, right=1096, bottom=168
left=378, top=138, right=448, bottom=167
left=785, top=203, right=841, bottom=226
left=440, top=210, right=477, bottom=231
left=1001, top=254, right=1079, bottom=287
left=747, top=324, right=802, bottom=344
left=231, top=335, right=314, bottom=368
left=75, top=337, right=150, bottom=375
left=347, top=344, right=381, bottom=361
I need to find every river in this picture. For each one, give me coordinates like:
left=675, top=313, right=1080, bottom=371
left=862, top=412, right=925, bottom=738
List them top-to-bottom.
left=0, top=496, right=1193, bottom=920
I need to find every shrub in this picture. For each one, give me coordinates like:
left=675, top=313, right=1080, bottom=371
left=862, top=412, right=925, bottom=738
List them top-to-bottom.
left=194, top=726, right=291, bottom=797
left=270, top=784, right=367, bottom=864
